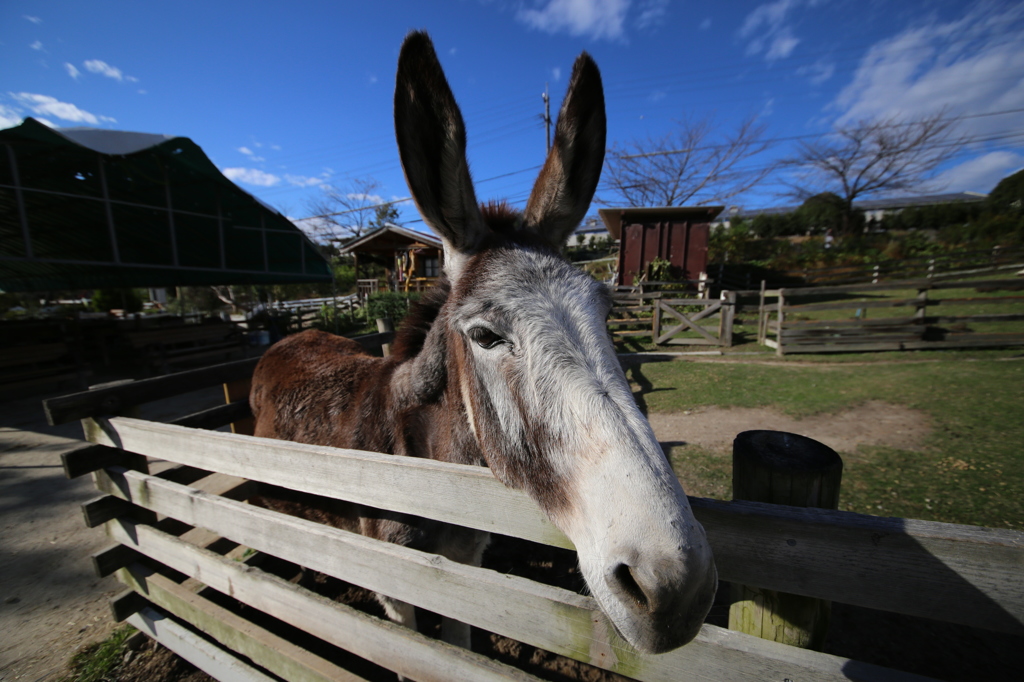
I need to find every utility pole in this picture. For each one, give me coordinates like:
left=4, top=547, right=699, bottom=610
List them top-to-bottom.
left=542, top=82, right=551, bottom=153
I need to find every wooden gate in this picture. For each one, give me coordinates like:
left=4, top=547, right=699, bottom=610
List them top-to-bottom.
left=652, top=292, right=736, bottom=347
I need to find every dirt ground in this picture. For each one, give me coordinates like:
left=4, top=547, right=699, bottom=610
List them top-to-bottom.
left=0, top=367, right=999, bottom=682
left=0, top=382, right=225, bottom=682
left=647, top=399, right=932, bottom=456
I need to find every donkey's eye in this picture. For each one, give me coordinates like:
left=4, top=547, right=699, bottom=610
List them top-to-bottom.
left=469, top=326, right=505, bottom=349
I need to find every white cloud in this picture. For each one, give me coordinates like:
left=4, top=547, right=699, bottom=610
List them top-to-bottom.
left=517, top=0, right=631, bottom=41
left=635, top=0, right=669, bottom=30
left=739, top=0, right=824, bottom=62
left=832, top=3, right=1024, bottom=140
left=24, top=15, right=42, bottom=24
left=699, top=18, right=712, bottom=31
left=30, top=40, right=44, bottom=51
left=84, top=59, right=134, bottom=82
left=797, top=59, right=835, bottom=85
left=64, top=63, right=81, bottom=79
left=552, top=66, right=562, bottom=82
left=648, top=89, right=666, bottom=103
left=9, top=92, right=115, bottom=125
left=0, top=105, right=23, bottom=129
left=237, top=146, right=265, bottom=161
left=933, top=151, right=1024, bottom=194
left=222, top=167, right=281, bottom=187
left=285, top=174, right=329, bottom=188
left=347, top=192, right=384, bottom=203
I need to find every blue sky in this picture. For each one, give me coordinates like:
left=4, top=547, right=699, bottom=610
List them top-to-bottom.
left=3, top=0, right=1023, bottom=236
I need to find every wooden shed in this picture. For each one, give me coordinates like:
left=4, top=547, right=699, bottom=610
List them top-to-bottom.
left=599, top=206, right=723, bottom=287
left=337, top=225, right=443, bottom=296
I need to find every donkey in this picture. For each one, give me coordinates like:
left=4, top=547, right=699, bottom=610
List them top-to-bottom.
left=250, top=31, right=716, bottom=654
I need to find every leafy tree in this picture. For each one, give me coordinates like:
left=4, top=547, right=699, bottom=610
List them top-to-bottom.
left=988, top=168, right=1024, bottom=213
left=795, top=192, right=848, bottom=235
left=91, top=288, right=144, bottom=314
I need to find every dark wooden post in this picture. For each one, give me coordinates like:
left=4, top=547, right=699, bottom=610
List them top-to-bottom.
left=376, top=318, right=394, bottom=358
left=223, top=378, right=254, bottom=435
left=728, top=430, right=843, bottom=650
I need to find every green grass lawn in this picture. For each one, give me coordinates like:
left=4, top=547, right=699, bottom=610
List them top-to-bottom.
left=630, top=355, right=1024, bottom=531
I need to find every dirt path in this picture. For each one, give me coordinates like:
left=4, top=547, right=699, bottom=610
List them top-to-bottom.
left=0, top=386, right=225, bottom=682
left=646, top=400, right=932, bottom=457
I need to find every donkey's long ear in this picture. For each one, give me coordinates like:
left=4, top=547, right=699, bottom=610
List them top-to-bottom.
left=395, top=32, right=488, bottom=277
left=522, top=53, right=606, bottom=247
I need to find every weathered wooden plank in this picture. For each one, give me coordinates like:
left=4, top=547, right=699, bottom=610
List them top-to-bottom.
left=930, top=278, right=1024, bottom=291
left=779, top=280, right=934, bottom=297
left=784, top=298, right=924, bottom=313
left=656, top=301, right=721, bottom=344
left=924, top=313, right=1024, bottom=324
left=778, top=316, right=921, bottom=331
left=352, top=330, right=394, bottom=352
left=785, top=334, right=923, bottom=345
left=901, top=336, right=1024, bottom=350
left=781, top=342, right=907, bottom=354
left=44, top=357, right=261, bottom=425
left=171, top=399, right=251, bottom=431
left=87, top=417, right=572, bottom=549
left=86, top=418, right=1024, bottom=635
left=60, top=442, right=129, bottom=478
left=99, top=473, right=922, bottom=682
left=81, top=495, right=131, bottom=528
left=691, top=497, right=1024, bottom=637
left=109, top=520, right=545, bottom=682
left=91, top=543, right=139, bottom=578
left=118, top=564, right=367, bottom=682
left=109, top=587, right=145, bottom=622
left=127, top=606, right=278, bottom=682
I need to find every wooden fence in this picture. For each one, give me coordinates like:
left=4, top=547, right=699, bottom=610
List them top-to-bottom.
left=716, top=245, right=1024, bottom=291
left=759, top=277, right=1024, bottom=355
left=609, top=289, right=736, bottom=347
left=42, top=350, right=1024, bottom=681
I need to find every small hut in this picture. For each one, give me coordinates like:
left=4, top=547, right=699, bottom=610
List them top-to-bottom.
left=599, top=206, right=723, bottom=287
left=338, top=225, right=443, bottom=297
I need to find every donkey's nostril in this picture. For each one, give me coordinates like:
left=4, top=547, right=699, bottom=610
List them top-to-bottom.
left=613, top=563, right=649, bottom=611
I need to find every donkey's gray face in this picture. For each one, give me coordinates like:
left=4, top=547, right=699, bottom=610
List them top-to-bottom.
left=395, top=31, right=717, bottom=652
left=449, top=241, right=717, bottom=652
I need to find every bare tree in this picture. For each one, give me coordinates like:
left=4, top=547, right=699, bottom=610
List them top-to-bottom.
left=783, top=111, right=963, bottom=233
left=602, top=114, right=775, bottom=207
left=304, top=177, right=399, bottom=244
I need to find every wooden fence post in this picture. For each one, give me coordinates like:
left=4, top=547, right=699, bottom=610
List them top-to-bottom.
left=757, top=281, right=767, bottom=345
left=775, top=289, right=786, bottom=357
left=718, top=291, right=735, bottom=347
left=652, top=300, right=662, bottom=343
left=376, top=318, right=394, bottom=358
left=223, top=379, right=254, bottom=436
left=728, top=430, right=843, bottom=650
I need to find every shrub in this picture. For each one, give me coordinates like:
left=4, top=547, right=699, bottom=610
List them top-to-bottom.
left=91, top=288, right=143, bottom=314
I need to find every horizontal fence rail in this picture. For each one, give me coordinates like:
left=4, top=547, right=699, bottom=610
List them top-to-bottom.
left=758, top=276, right=1024, bottom=355
left=47, top=357, right=1024, bottom=681
left=79, top=416, right=1024, bottom=638
left=84, top=458, right=935, bottom=682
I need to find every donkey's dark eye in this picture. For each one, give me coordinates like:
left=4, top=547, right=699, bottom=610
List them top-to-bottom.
left=469, top=326, right=505, bottom=349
